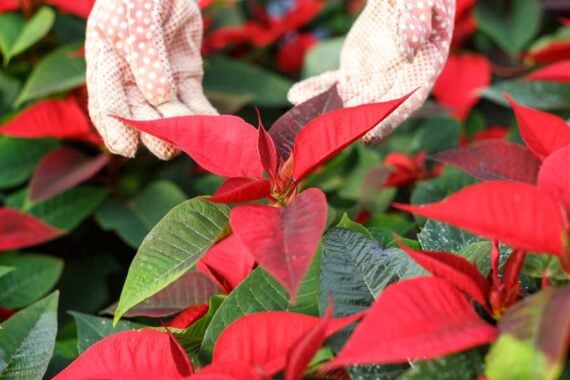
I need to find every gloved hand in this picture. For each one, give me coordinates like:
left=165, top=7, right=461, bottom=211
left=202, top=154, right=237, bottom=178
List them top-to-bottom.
left=85, top=0, right=217, bottom=160
left=288, top=0, right=455, bottom=143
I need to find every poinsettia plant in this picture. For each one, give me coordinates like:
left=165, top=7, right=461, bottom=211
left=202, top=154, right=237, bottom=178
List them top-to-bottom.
left=1, top=0, right=570, bottom=379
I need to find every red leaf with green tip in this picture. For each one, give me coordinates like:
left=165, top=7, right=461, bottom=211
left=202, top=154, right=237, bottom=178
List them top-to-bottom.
left=292, top=94, right=411, bottom=180
left=507, top=95, right=570, bottom=160
left=0, top=96, right=99, bottom=144
left=121, top=115, right=263, bottom=178
left=432, top=140, right=541, bottom=184
left=538, top=145, right=570, bottom=211
left=30, top=147, right=108, bottom=202
left=209, top=177, right=271, bottom=204
left=394, top=182, right=564, bottom=255
left=230, top=188, right=327, bottom=299
left=0, top=208, right=63, bottom=251
left=197, top=234, right=255, bottom=293
left=397, top=241, right=490, bottom=308
left=326, top=277, right=497, bottom=367
left=213, top=311, right=362, bottom=374
left=54, top=330, right=193, bottom=379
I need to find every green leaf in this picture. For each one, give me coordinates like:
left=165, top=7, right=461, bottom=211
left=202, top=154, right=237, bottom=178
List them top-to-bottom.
left=475, top=0, right=541, bottom=56
left=0, top=7, right=55, bottom=64
left=302, top=37, right=344, bottom=78
left=14, top=43, right=86, bottom=106
left=203, top=55, right=293, bottom=107
left=0, top=71, right=20, bottom=115
left=481, top=81, right=570, bottom=111
left=410, top=116, right=462, bottom=155
left=0, top=137, right=58, bottom=189
left=95, top=180, right=187, bottom=248
left=7, top=186, right=108, bottom=230
left=114, top=198, right=230, bottom=324
left=336, top=213, right=372, bottom=238
left=418, top=219, right=482, bottom=252
left=321, top=228, right=421, bottom=318
left=200, top=251, right=321, bottom=360
left=0, top=252, right=63, bottom=308
left=0, top=266, right=13, bottom=279
left=486, top=286, right=570, bottom=380
left=0, top=292, right=59, bottom=379
left=170, top=295, right=225, bottom=355
left=70, top=312, right=145, bottom=353
left=401, top=350, right=485, bottom=380
left=347, top=364, right=408, bottom=380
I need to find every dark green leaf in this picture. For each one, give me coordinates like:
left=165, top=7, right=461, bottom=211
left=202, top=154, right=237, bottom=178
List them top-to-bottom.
left=475, top=0, right=541, bottom=56
left=15, top=43, right=86, bottom=106
left=203, top=55, right=293, bottom=107
left=481, top=81, right=570, bottom=111
left=0, top=137, right=58, bottom=189
left=96, top=180, right=187, bottom=248
left=7, top=186, right=108, bottom=230
left=0, top=252, right=63, bottom=308
left=0, top=292, right=58, bottom=379
left=70, top=312, right=145, bottom=353
left=401, top=350, right=485, bottom=380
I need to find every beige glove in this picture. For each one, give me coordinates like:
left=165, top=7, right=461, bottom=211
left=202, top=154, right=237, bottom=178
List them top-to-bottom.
left=85, top=0, right=217, bottom=160
left=288, top=0, right=455, bottom=143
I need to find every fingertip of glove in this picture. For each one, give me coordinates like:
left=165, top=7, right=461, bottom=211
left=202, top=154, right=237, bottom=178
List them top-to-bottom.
left=141, top=132, right=180, bottom=160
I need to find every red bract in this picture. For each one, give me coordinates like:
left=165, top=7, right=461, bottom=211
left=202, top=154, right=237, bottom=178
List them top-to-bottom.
left=0, top=0, right=18, bottom=12
left=44, top=0, right=94, bottom=18
left=524, top=41, right=570, bottom=64
left=433, top=54, right=492, bottom=120
left=526, top=60, right=570, bottom=83
left=507, top=95, right=570, bottom=161
left=0, top=96, right=101, bottom=145
left=432, top=140, right=541, bottom=184
left=538, top=145, right=570, bottom=212
left=29, top=147, right=108, bottom=202
left=383, top=152, right=437, bottom=187
left=394, top=181, right=564, bottom=255
left=230, top=188, right=327, bottom=299
left=0, top=208, right=63, bottom=251
left=197, top=233, right=255, bottom=293
left=397, top=241, right=490, bottom=309
left=326, top=277, right=498, bottom=368
left=168, top=305, right=209, bottom=329
left=285, top=305, right=334, bottom=380
left=212, top=311, right=362, bottom=375
left=55, top=330, right=193, bottom=380
left=192, top=361, right=265, bottom=380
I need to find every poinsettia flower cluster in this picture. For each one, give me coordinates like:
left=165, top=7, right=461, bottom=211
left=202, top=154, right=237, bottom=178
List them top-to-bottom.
left=121, top=87, right=411, bottom=299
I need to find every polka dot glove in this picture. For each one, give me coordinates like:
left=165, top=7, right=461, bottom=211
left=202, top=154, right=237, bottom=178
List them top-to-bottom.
left=85, top=0, right=217, bottom=160
left=288, top=0, right=455, bottom=143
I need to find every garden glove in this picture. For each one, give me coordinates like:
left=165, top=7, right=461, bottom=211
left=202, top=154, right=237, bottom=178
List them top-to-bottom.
left=85, top=0, right=217, bottom=160
left=288, top=0, right=455, bottom=143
